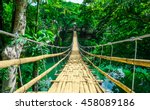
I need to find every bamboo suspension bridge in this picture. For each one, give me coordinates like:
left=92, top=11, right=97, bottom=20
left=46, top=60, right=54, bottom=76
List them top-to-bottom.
left=0, top=30, right=150, bottom=93
left=48, top=31, right=104, bottom=93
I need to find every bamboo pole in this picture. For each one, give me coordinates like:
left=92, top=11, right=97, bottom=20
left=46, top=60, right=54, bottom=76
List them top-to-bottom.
left=0, top=48, right=70, bottom=68
left=80, top=48, right=150, bottom=68
left=14, top=51, right=71, bottom=93
left=83, top=54, right=134, bottom=93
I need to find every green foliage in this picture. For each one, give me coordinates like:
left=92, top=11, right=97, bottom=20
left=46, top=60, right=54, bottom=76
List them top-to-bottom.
left=1, top=0, right=150, bottom=93
left=79, top=0, right=150, bottom=43
left=41, top=1, right=80, bottom=31
left=3, top=2, right=13, bottom=32
left=36, top=30, right=54, bottom=43
left=84, top=39, right=97, bottom=46
left=21, top=63, right=33, bottom=84
left=0, top=68, right=8, bottom=80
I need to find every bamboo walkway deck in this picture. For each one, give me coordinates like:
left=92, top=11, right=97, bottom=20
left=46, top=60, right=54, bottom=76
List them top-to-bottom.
left=48, top=31, right=104, bottom=93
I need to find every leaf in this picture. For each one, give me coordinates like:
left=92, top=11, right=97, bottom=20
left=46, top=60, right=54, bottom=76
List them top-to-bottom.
left=24, top=34, right=33, bottom=39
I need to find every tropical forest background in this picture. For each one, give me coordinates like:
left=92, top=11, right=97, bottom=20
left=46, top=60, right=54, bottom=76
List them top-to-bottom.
left=0, top=0, right=150, bottom=93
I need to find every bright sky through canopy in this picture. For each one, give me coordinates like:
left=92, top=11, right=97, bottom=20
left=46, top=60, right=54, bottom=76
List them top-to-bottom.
left=66, top=0, right=83, bottom=4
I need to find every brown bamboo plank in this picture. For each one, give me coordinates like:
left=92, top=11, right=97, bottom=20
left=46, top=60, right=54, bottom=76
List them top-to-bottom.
left=48, top=72, right=65, bottom=93
left=68, top=72, right=73, bottom=93
left=75, top=73, right=80, bottom=93
left=79, top=74, right=85, bottom=93
left=60, top=75, right=68, bottom=92
left=55, top=76, right=65, bottom=93
left=64, top=76, right=70, bottom=93
left=80, top=82, right=85, bottom=93
left=83, top=82, right=90, bottom=93
left=48, top=83, right=58, bottom=93
left=95, top=85, right=102, bottom=93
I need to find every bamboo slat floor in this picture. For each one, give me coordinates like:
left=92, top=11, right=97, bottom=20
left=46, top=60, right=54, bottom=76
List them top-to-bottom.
left=48, top=31, right=105, bottom=93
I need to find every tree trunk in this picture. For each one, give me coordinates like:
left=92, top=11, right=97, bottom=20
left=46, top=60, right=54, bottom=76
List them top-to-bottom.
left=0, top=0, right=4, bottom=58
left=0, top=0, right=3, bottom=30
left=0, top=0, right=3, bottom=91
left=2, top=0, right=27, bottom=92
left=11, top=0, right=16, bottom=33
left=13, top=0, right=27, bottom=34
left=32, top=0, right=40, bottom=92
left=35, top=0, right=39, bottom=33
left=32, top=62, right=39, bottom=91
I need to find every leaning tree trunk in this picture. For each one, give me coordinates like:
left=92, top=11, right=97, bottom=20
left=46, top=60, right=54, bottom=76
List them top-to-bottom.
left=2, top=0, right=27, bottom=92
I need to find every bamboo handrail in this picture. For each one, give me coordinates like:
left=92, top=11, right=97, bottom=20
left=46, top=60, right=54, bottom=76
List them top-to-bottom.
left=0, top=48, right=70, bottom=68
left=80, top=48, right=150, bottom=68
left=14, top=51, right=71, bottom=93
left=80, top=51, right=134, bottom=93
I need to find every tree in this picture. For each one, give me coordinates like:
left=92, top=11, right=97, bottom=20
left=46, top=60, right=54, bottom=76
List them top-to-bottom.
left=0, top=0, right=4, bottom=59
left=0, top=0, right=3, bottom=30
left=2, top=0, right=27, bottom=92
left=32, top=0, right=40, bottom=92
